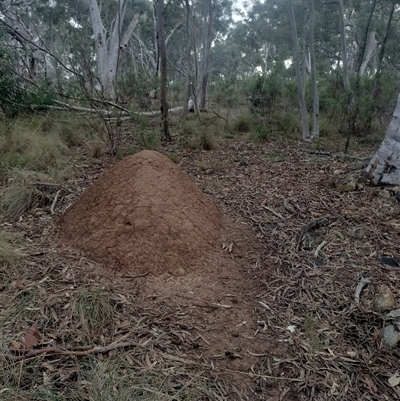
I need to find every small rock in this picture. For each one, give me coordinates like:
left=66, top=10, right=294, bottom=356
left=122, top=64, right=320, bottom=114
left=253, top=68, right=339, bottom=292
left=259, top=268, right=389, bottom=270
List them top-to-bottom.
left=335, top=175, right=358, bottom=192
left=379, top=189, right=392, bottom=199
left=351, top=227, right=364, bottom=239
left=333, top=230, right=345, bottom=239
left=358, top=247, right=370, bottom=257
left=380, top=256, right=400, bottom=267
left=311, top=257, right=324, bottom=266
left=175, top=267, right=186, bottom=277
left=374, top=285, right=396, bottom=312
left=383, top=325, right=400, bottom=348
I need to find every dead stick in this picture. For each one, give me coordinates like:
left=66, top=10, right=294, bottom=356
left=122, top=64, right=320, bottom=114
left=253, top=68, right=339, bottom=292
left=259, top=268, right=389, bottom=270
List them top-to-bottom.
left=50, top=190, right=61, bottom=215
left=262, top=206, right=284, bottom=220
left=297, top=215, right=339, bottom=250
left=7, top=341, right=134, bottom=361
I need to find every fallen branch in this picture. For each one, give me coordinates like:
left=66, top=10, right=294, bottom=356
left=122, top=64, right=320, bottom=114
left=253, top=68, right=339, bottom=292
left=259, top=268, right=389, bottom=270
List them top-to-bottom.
left=283, top=198, right=307, bottom=219
left=262, top=205, right=284, bottom=220
left=296, top=215, right=339, bottom=250
left=7, top=341, right=134, bottom=361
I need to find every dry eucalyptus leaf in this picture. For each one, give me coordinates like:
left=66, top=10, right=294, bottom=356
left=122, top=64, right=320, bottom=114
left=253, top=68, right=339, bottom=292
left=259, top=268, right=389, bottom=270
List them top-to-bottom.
left=24, top=325, right=41, bottom=349
left=389, top=372, right=400, bottom=387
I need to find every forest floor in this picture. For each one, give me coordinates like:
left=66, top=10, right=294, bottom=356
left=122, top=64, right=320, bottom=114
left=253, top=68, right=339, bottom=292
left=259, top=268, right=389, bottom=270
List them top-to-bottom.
left=1, top=113, right=400, bottom=400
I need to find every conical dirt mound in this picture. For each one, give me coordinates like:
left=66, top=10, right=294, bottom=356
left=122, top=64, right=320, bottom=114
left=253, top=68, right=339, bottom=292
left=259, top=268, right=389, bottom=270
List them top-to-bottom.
left=59, top=150, right=222, bottom=276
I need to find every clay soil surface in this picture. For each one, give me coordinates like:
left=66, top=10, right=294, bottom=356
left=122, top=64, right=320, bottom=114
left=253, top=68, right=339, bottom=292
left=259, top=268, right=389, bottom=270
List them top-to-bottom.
left=2, top=136, right=400, bottom=400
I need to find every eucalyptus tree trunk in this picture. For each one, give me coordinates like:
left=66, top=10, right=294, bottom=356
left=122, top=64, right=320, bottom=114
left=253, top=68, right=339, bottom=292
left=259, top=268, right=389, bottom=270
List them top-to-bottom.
left=0, top=0, right=43, bottom=80
left=88, top=0, right=139, bottom=99
left=156, top=0, right=170, bottom=140
left=183, top=0, right=192, bottom=117
left=196, top=0, right=213, bottom=111
left=288, top=0, right=309, bottom=141
left=309, top=0, right=319, bottom=141
left=322, top=0, right=350, bottom=90
left=337, top=0, right=350, bottom=91
left=345, top=0, right=377, bottom=153
left=366, top=0, right=396, bottom=133
left=360, top=31, right=378, bottom=75
left=262, top=42, right=271, bottom=74
left=366, top=93, right=400, bottom=185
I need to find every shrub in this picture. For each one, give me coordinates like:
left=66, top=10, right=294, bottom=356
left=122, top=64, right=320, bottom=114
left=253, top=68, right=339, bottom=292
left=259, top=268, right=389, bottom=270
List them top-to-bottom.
left=232, top=113, right=253, bottom=133
left=253, top=124, right=270, bottom=141
left=0, top=169, right=57, bottom=219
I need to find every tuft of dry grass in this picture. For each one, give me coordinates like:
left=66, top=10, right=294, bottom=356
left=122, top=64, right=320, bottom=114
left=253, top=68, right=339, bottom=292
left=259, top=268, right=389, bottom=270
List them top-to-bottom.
left=0, top=169, right=60, bottom=220
left=73, top=287, right=114, bottom=334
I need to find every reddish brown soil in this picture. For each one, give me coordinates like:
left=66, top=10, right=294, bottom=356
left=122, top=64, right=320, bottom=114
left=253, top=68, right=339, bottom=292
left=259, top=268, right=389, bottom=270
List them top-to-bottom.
left=58, top=150, right=267, bottom=376
left=59, top=150, right=222, bottom=276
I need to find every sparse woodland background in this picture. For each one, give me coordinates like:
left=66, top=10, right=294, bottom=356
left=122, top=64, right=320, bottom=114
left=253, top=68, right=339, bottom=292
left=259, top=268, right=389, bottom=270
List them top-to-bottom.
left=1, top=1, right=400, bottom=400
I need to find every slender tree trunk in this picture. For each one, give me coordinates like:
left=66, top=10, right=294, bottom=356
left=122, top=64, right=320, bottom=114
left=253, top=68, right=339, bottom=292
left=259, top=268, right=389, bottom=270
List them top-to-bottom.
left=156, top=0, right=170, bottom=140
left=182, top=0, right=192, bottom=118
left=196, top=0, right=213, bottom=111
left=288, top=0, right=309, bottom=141
left=309, top=0, right=319, bottom=141
left=337, top=0, right=350, bottom=91
left=345, top=0, right=377, bottom=153
left=365, top=0, right=396, bottom=132
left=153, top=4, right=160, bottom=75
left=360, top=31, right=378, bottom=75
left=262, top=42, right=271, bottom=74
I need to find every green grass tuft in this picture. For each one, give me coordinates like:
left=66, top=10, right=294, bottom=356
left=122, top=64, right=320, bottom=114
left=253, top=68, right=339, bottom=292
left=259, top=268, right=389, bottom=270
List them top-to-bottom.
left=232, top=113, right=253, bottom=133
left=74, top=288, right=114, bottom=333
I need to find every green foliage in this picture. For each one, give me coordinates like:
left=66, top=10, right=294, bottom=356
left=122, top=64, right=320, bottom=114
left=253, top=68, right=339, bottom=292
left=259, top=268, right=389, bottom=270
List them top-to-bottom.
left=0, top=30, right=56, bottom=116
left=245, top=65, right=284, bottom=115
left=117, top=70, right=158, bottom=110
left=211, top=74, right=245, bottom=108
left=232, top=113, right=253, bottom=133
left=0, top=120, right=69, bottom=179
left=252, top=124, right=270, bottom=141
left=195, top=129, right=217, bottom=150
left=139, top=131, right=161, bottom=150
left=115, top=144, right=138, bottom=160
left=166, top=152, right=181, bottom=164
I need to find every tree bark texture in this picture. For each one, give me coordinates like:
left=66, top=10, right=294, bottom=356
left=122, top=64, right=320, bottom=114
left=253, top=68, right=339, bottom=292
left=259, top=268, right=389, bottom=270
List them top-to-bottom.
left=0, top=0, right=42, bottom=79
left=88, top=0, right=139, bottom=99
left=156, top=0, right=170, bottom=140
left=183, top=0, right=192, bottom=116
left=196, top=0, right=213, bottom=111
left=288, top=0, right=309, bottom=141
left=309, top=0, right=319, bottom=141
left=337, top=0, right=350, bottom=90
left=345, top=0, right=377, bottom=154
left=365, top=0, right=396, bottom=133
left=360, top=31, right=378, bottom=75
left=366, top=94, right=400, bottom=185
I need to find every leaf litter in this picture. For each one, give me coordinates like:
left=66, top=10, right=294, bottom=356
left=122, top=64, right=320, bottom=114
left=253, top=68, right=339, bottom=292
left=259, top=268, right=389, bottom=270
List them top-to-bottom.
left=0, top=138, right=399, bottom=400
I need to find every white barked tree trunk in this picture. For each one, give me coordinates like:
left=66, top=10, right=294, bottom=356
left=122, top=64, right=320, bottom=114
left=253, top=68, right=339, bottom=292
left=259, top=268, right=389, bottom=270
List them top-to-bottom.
left=88, top=0, right=139, bottom=99
left=366, top=93, right=400, bottom=185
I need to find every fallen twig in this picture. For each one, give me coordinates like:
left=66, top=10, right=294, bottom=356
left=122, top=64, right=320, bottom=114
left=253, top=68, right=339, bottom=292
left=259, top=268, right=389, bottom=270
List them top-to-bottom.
left=50, top=190, right=61, bottom=215
left=263, top=205, right=284, bottom=220
left=297, top=215, right=339, bottom=250
left=314, top=240, right=328, bottom=257
left=354, top=277, right=371, bottom=304
left=7, top=341, right=134, bottom=361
